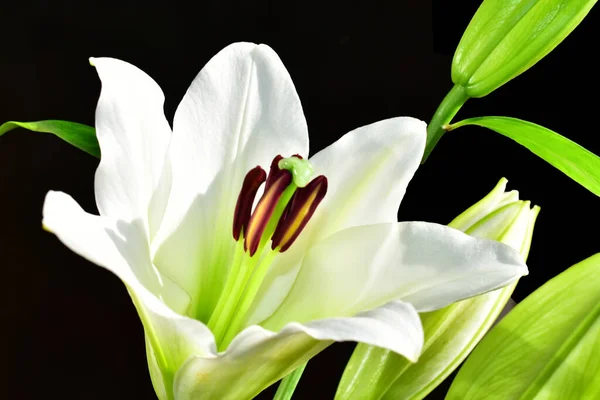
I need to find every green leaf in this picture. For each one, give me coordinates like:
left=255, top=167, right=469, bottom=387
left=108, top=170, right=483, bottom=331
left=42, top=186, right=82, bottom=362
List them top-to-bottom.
left=452, top=0, right=597, bottom=98
left=449, top=116, right=600, bottom=197
left=0, top=120, right=99, bottom=158
left=447, top=253, right=600, bottom=399
left=273, top=362, right=308, bottom=400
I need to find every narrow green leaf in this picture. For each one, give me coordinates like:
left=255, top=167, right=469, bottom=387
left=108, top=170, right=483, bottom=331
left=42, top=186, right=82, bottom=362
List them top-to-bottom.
left=453, top=0, right=597, bottom=97
left=449, top=116, right=600, bottom=197
left=0, top=120, right=99, bottom=158
left=447, top=253, right=600, bottom=399
left=273, top=362, right=307, bottom=400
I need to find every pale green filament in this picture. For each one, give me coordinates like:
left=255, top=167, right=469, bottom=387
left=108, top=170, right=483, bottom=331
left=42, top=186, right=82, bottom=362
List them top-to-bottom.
left=278, top=157, right=313, bottom=188
left=263, top=183, right=297, bottom=238
left=207, top=239, right=248, bottom=342
left=220, top=248, right=279, bottom=350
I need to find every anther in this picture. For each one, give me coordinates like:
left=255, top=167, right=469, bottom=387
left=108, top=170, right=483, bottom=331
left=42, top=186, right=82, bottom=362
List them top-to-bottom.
left=265, top=155, right=285, bottom=190
left=232, top=166, right=266, bottom=241
left=244, top=166, right=292, bottom=256
left=271, top=175, right=327, bottom=252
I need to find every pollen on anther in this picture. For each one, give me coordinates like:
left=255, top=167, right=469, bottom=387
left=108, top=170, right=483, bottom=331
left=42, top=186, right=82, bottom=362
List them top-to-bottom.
left=264, top=155, right=284, bottom=190
left=232, top=166, right=266, bottom=241
left=244, top=170, right=292, bottom=256
left=271, top=175, right=327, bottom=252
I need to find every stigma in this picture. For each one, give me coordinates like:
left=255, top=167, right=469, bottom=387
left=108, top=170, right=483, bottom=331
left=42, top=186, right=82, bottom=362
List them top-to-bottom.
left=232, top=155, right=327, bottom=256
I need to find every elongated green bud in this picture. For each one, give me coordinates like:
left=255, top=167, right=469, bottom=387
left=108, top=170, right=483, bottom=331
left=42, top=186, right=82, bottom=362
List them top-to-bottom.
left=453, top=0, right=597, bottom=98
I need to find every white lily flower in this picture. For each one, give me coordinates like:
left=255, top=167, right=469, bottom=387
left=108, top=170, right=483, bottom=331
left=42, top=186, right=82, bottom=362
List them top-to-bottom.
left=41, top=42, right=528, bottom=400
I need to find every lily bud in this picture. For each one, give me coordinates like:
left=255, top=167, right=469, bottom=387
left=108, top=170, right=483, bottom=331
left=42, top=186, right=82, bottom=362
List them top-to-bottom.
left=452, top=0, right=596, bottom=98
left=335, top=178, right=540, bottom=400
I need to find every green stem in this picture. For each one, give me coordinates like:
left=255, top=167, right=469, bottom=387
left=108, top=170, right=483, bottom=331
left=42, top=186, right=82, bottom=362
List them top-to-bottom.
left=422, top=84, right=469, bottom=163
left=273, top=362, right=308, bottom=400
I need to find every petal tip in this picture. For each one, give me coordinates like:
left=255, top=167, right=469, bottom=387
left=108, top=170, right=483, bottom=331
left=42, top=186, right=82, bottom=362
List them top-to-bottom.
left=396, top=116, right=428, bottom=131
left=41, top=191, right=78, bottom=234
left=41, top=222, right=51, bottom=233
left=405, top=352, right=420, bottom=364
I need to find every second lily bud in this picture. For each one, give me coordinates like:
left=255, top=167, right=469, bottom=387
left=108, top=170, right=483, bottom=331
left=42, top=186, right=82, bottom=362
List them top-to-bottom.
left=335, top=178, right=540, bottom=400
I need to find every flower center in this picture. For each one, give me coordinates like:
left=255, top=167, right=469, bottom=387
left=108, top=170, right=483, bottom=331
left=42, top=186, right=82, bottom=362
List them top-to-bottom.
left=207, top=155, right=327, bottom=350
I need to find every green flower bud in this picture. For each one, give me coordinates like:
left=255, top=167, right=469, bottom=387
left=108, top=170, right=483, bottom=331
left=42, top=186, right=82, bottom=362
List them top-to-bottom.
left=452, top=0, right=596, bottom=98
left=335, top=178, right=540, bottom=400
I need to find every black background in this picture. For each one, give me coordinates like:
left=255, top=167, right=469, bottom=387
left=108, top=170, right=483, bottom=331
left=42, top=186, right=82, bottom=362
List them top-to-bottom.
left=1, top=1, right=598, bottom=399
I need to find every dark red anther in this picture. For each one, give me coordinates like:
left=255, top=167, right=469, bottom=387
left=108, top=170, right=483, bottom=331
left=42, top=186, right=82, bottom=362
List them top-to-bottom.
left=265, top=155, right=284, bottom=190
left=232, top=166, right=267, bottom=241
left=244, top=169, right=292, bottom=256
left=271, top=175, right=327, bottom=252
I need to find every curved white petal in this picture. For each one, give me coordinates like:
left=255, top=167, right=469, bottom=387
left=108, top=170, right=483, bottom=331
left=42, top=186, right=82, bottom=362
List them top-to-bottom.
left=170, top=41, right=309, bottom=202
left=153, top=43, right=309, bottom=321
left=91, top=57, right=171, bottom=235
left=310, top=116, right=426, bottom=236
left=244, top=117, right=427, bottom=325
left=42, top=191, right=215, bottom=390
left=262, top=221, right=528, bottom=331
left=173, top=301, right=422, bottom=400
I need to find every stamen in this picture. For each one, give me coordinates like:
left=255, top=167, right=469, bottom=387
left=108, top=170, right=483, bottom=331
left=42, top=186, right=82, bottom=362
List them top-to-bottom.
left=214, top=155, right=327, bottom=350
left=232, top=166, right=267, bottom=241
left=244, top=169, right=292, bottom=256
left=271, top=175, right=327, bottom=252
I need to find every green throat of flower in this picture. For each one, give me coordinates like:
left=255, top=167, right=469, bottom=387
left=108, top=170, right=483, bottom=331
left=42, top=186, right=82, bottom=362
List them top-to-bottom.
left=207, top=155, right=327, bottom=351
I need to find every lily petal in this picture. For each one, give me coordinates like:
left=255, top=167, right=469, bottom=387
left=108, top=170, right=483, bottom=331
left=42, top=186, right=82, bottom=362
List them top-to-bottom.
left=170, top=42, right=309, bottom=205
left=153, top=43, right=309, bottom=321
left=91, top=57, right=171, bottom=232
left=245, top=116, right=427, bottom=325
left=309, top=116, right=426, bottom=236
left=42, top=191, right=215, bottom=395
left=262, top=221, right=527, bottom=330
left=173, top=301, right=422, bottom=400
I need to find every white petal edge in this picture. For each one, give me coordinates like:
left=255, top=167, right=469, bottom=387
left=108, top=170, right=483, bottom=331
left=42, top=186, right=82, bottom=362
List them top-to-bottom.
left=153, top=43, right=309, bottom=320
left=91, top=57, right=171, bottom=235
left=244, top=116, right=427, bottom=326
left=310, top=116, right=427, bottom=237
left=42, top=191, right=215, bottom=384
left=262, top=221, right=528, bottom=331
left=173, top=301, right=423, bottom=400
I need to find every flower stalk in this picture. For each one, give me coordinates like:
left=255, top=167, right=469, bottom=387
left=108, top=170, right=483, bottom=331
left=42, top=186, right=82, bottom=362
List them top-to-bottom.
left=422, top=84, right=469, bottom=162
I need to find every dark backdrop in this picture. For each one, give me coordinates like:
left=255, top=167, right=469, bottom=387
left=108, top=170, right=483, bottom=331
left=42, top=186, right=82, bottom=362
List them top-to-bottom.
left=1, top=1, right=598, bottom=399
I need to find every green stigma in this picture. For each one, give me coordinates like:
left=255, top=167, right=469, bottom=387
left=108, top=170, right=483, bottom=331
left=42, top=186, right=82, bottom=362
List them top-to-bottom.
left=278, top=156, right=314, bottom=188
